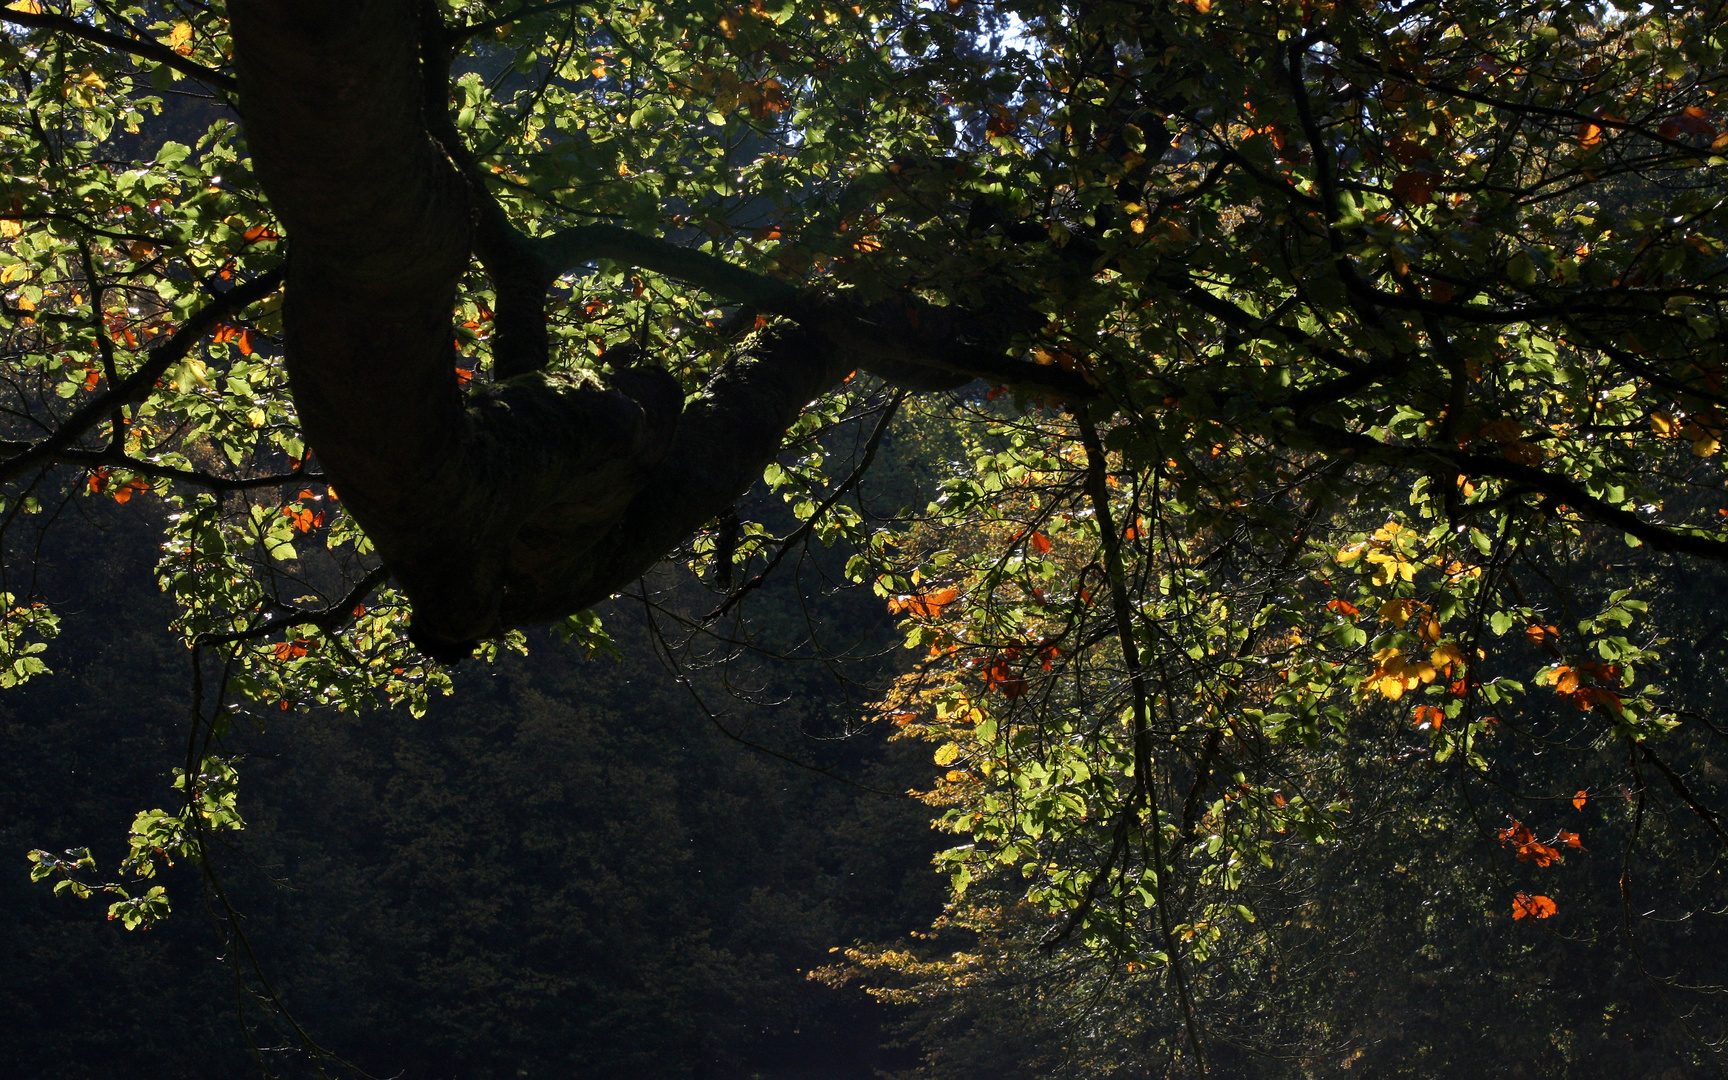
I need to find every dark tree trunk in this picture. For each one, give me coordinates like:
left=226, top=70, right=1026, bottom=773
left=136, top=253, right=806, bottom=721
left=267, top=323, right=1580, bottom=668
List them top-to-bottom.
left=227, top=0, right=1092, bottom=660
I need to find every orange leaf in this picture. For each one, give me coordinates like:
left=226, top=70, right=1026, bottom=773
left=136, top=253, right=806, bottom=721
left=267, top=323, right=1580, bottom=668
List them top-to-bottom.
left=1029, top=531, right=1052, bottom=554
left=889, top=587, right=959, bottom=618
left=1325, top=598, right=1359, bottom=616
left=1525, top=623, right=1558, bottom=645
left=271, top=639, right=310, bottom=661
left=983, top=659, right=1028, bottom=699
left=1573, top=790, right=1588, bottom=811
left=1557, top=830, right=1585, bottom=849
left=1512, top=893, right=1557, bottom=920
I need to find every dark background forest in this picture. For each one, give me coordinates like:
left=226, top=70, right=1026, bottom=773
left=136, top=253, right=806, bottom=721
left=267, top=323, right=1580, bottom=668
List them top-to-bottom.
left=0, top=484, right=944, bottom=1080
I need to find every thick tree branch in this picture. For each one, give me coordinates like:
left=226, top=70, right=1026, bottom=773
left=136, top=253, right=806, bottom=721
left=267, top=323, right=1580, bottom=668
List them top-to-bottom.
left=541, top=224, right=1100, bottom=399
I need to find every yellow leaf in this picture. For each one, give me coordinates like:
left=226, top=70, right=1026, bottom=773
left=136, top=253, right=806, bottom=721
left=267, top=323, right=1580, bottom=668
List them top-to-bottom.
left=5, top=0, right=44, bottom=12
left=167, top=21, right=193, bottom=55
left=0, top=219, right=19, bottom=238
left=0, top=263, right=29, bottom=283
left=1651, top=411, right=1678, bottom=437
left=1378, top=599, right=1415, bottom=627
left=1430, top=641, right=1466, bottom=671
left=933, top=742, right=961, bottom=766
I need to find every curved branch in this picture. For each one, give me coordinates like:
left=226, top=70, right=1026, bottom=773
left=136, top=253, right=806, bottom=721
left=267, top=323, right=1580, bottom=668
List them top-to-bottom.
left=2, top=9, right=238, bottom=93
left=540, top=223, right=1101, bottom=399
left=0, top=268, right=284, bottom=487
left=704, top=389, right=905, bottom=622
left=1296, top=417, right=1728, bottom=560
left=0, top=444, right=322, bottom=492
left=197, top=565, right=390, bottom=647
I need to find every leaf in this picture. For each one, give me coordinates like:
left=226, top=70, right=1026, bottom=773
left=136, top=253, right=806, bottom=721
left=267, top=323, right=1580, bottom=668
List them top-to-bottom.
left=167, top=21, right=193, bottom=56
left=1391, top=170, right=1438, bottom=205
left=1506, top=251, right=1538, bottom=287
left=1028, top=531, right=1052, bottom=554
left=889, top=587, right=959, bottom=618
left=1525, top=623, right=1559, bottom=645
left=271, top=639, right=310, bottom=661
left=1573, top=790, right=1588, bottom=811
left=1511, top=893, right=1557, bottom=920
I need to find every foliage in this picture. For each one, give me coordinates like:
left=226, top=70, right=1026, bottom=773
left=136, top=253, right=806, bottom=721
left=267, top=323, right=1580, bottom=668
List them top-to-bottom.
left=3, top=0, right=1728, bottom=1072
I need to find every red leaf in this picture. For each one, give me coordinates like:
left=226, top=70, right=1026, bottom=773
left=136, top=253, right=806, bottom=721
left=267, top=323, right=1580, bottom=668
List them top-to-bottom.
left=1391, top=170, right=1439, bottom=206
left=1029, top=531, right=1052, bottom=554
left=983, top=659, right=1028, bottom=699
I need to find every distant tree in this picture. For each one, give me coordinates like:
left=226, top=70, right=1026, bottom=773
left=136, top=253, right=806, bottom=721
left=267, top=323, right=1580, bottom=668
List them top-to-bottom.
left=4, top=0, right=1728, bottom=1073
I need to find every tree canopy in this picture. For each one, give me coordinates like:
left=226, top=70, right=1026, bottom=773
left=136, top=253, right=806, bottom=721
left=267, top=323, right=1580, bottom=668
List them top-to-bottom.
left=5, top=0, right=1728, bottom=1072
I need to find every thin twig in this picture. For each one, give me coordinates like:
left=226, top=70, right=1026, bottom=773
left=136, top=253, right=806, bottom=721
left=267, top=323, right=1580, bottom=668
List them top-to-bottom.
left=705, top=390, right=905, bottom=622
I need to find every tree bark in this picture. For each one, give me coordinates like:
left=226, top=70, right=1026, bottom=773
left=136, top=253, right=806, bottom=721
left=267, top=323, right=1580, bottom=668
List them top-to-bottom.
left=227, top=0, right=863, bottom=659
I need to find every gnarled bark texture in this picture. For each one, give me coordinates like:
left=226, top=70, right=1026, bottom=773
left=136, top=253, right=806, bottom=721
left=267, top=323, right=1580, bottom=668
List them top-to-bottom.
left=225, top=0, right=867, bottom=659
left=227, top=0, right=1087, bottom=661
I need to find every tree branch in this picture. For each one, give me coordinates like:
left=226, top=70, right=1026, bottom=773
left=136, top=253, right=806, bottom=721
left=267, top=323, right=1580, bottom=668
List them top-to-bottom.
left=2, top=8, right=238, bottom=93
left=540, top=224, right=1101, bottom=399
left=0, top=268, right=284, bottom=486
left=704, top=389, right=905, bottom=622
left=1294, top=417, right=1728, bottom=560
left=0, top=444, right=322, bottom=492
left=196, top=565, right=390, bottom=647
